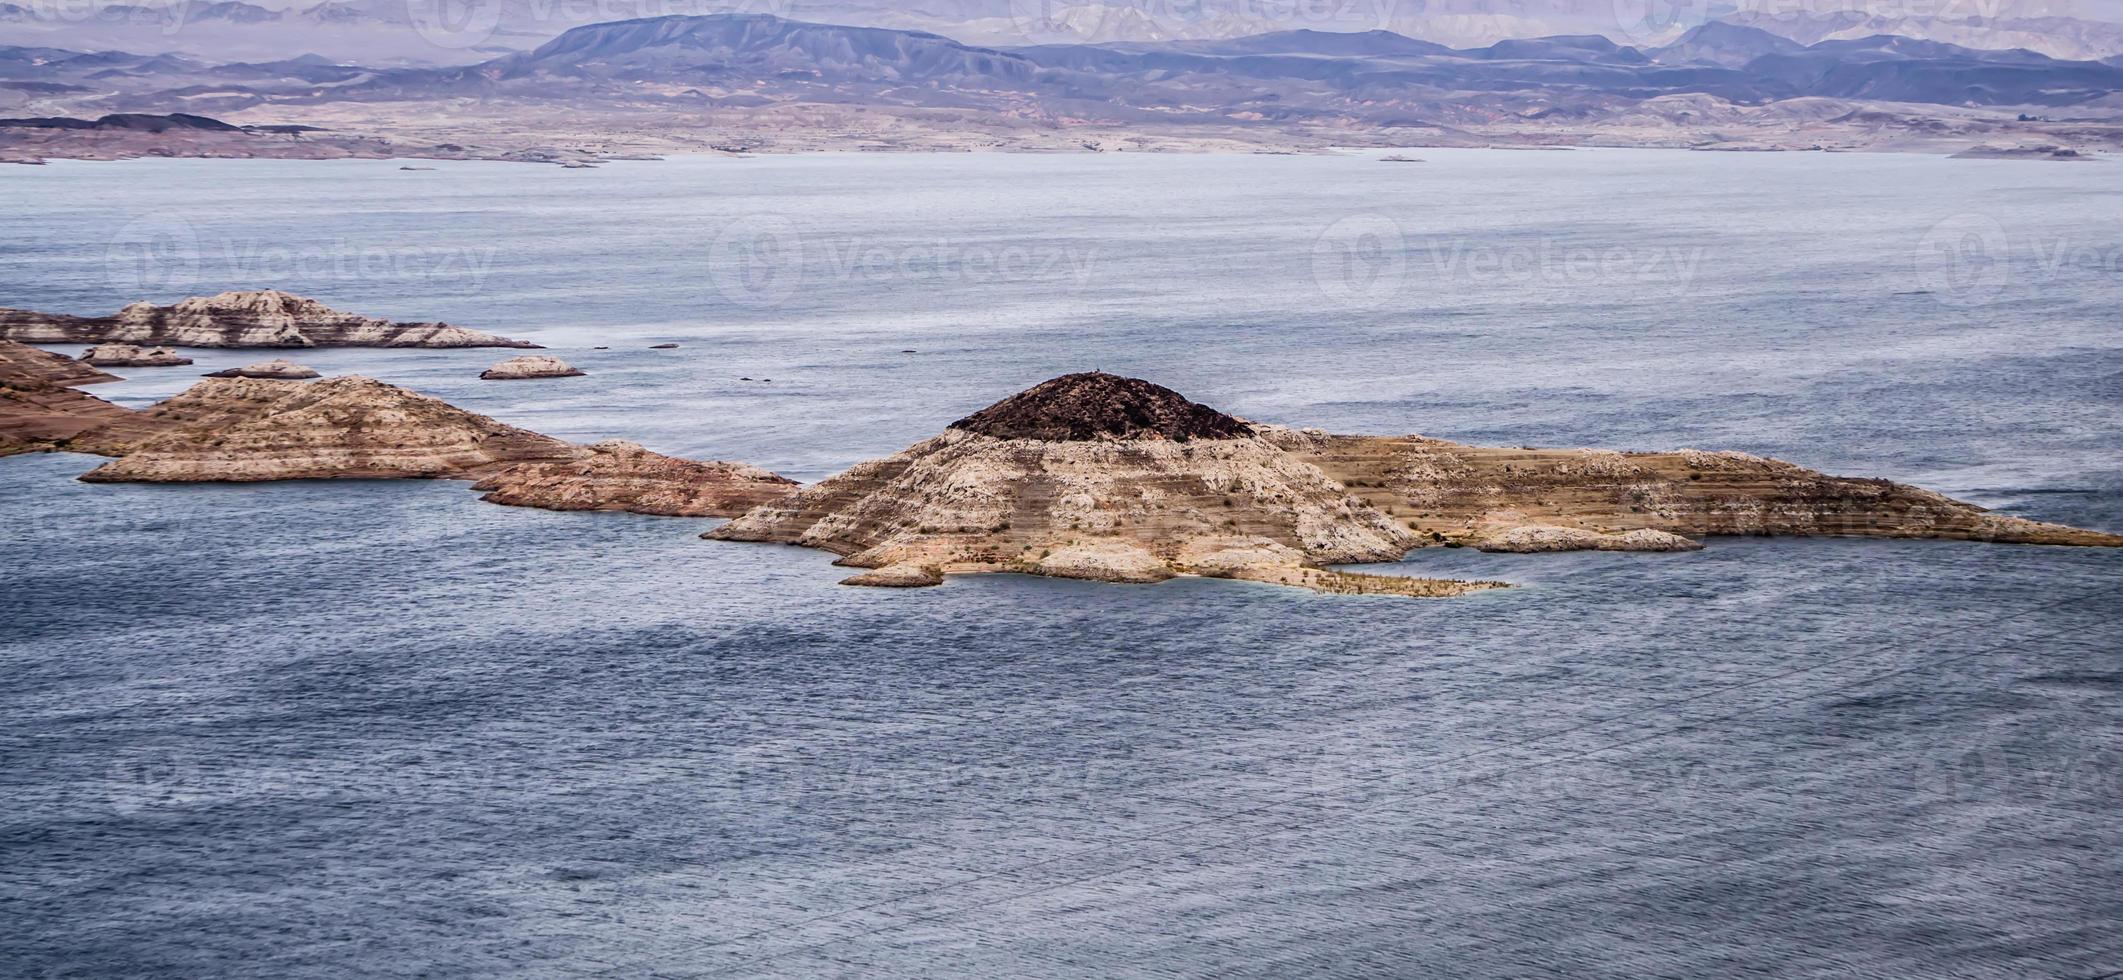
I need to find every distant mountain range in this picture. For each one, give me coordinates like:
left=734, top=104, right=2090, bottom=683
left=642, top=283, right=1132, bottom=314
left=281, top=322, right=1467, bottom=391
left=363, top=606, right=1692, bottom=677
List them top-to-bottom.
left=5, top=0, right=2123, bottom=65
left=3, top=13, right=2119, bottom=160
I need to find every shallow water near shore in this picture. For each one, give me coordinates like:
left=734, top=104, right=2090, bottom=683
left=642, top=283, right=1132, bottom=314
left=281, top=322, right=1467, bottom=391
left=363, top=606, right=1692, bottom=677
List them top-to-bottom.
left=2, top=149, right=2120, bottom=978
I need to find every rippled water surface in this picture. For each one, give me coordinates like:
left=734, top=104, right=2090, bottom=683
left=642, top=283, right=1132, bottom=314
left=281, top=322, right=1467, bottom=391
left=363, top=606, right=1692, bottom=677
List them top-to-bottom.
left=2, top=150, right=2120, bottom=978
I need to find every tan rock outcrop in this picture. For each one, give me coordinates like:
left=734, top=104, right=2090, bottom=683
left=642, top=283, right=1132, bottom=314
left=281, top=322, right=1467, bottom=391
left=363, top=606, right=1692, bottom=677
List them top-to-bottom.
left=0, top=290, right=539, bottom=349
left=0, top=339, right=169, bottom=456
left=80, top=344, right=193, bottom=367
left=480, top=355, right=585, bottom=380
left=204, top=359, right=321, bottom=379
left=711, top=372, right=2122, bottom=596
left=710, top=373, right=1499, bottom=597
left=58, top=376, right=799, bottom=520
left=79, top=376, right=581, bottom=483
left=1275, top=432, right=2123, bottom=549
left=473, top=439, right=796, bottom=517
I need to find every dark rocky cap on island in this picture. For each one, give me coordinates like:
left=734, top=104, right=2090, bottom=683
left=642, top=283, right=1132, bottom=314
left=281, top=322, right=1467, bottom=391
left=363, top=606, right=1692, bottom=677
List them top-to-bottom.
left=949, top=372, right=1254, bottom=442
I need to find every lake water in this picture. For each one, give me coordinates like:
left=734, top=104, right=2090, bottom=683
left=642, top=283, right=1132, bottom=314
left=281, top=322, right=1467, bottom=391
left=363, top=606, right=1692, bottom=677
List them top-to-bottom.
left=1, top=149, right=2119, bottom=978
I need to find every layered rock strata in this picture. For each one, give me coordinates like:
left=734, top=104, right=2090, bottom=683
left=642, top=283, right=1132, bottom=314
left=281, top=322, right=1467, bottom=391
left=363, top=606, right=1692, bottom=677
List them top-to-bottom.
left=0, top=290, right=539, bottom=349
left=0, top=339, right=169, bottom=456
left=80, top=344, right=193, bottom=367
left=480, top=355, right=584, bottom=380
left=204, top=359, right=321, bottom=379
left=711, top=372, right=2123, bottom=595
left=710, top=373, right=1507, bottom=596
left=48, top=374, right=799, bottom=519
left=1272, top=432, right=2123, bottom=549
left=473, top=439, right=797, bottom=517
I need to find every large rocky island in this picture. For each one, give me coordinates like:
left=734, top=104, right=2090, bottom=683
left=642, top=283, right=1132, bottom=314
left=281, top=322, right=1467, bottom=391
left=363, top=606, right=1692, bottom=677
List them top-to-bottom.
left=0, top=290, right=540, bottom=349
left=5, top=363, right=2117, bottom=597
left=710, top=373, right=2123, bottom=595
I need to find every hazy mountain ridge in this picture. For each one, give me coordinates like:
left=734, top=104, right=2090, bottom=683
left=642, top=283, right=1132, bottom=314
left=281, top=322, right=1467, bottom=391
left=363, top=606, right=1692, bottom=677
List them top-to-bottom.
left=3, top=13, right=2119, bottom=160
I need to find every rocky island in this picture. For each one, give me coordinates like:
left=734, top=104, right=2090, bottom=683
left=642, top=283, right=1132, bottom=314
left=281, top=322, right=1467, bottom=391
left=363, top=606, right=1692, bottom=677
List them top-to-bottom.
left=0, top=290, right=540, bottom=349
left=79, top=344, right=193, bottom=367
left=480, top=355, right=585, bottom=380
left=203, top=359, right=321, bottom=379
left=0, top=360, right=795, bottom=516
left=710, top=373, right=2123, bottom=595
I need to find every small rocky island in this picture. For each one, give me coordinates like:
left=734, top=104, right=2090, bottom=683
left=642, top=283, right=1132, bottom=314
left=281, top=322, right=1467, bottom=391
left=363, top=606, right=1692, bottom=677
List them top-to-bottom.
left=0, top=290, right=540, bottom=349
left=79, top=344, right=192, bottom=367
left=480, top=355, right=584, bottom=380
left=0, top=359, right=796, bottom=517
left=204, top=359, right=321, bottom=379
left=710, top=372, right=2123, bottom=595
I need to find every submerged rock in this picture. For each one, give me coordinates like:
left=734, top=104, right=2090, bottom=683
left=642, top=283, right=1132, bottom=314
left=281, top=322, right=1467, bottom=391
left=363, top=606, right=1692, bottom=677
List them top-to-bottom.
left=0, top=290, right=539, bottom=349
left=79, top=343, right=192, bottom=367
left=480, top=355, right=584, bottom=380
left=204, top=359, right=320, bottom=379
left=840, top=563, right=945, bottom=588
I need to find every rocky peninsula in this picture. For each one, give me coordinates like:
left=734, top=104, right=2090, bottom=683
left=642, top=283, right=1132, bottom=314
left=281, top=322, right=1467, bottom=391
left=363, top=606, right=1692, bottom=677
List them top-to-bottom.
left=0, top=290, right=540, bottom=349
left=0, top=339, right=170, bottom=456
left=710, top=373, right=2123, bottom=595
left=474, top=440, right=796, bottom=517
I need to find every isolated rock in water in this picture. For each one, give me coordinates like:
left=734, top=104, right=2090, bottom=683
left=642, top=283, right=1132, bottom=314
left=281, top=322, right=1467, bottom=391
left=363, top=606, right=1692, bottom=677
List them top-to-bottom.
left=0, top=290, right=539, bottom=349
left=0, top=339, right=168, bottom=456
left=79, top=343, right=192, bottom=367
left=480, top=355, right=585, bottom=380
left=204, top=359, right=320, bottom=379
left=711, top=372, right=2123, bottom=595
left=711, top=372, right=1496, bottom=597
left=78, top=375, right=582, bottom=482
left=473, top=439, right=796, bottom=517
left=1474, top=525, right=1703, bottom=553
left=840, top=563, right=945, bottom=588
